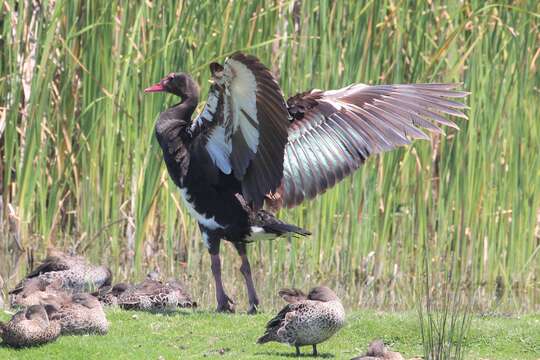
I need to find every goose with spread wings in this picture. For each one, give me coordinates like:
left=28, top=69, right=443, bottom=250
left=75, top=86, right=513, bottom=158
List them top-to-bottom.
left=144, top=52, right=468, bottom=314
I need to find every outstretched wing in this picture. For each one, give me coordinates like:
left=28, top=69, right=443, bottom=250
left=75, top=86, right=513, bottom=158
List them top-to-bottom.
left=193, top=52, right=290, bottom=208
left=275, top=83, right=468, bottom=208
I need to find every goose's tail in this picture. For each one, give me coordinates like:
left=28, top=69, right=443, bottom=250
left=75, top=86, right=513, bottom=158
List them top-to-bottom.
left=247, top=210, right=311, bottom=242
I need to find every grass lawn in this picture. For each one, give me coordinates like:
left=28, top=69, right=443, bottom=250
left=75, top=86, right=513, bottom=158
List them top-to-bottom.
left=1, top=309, right=539, bottom=359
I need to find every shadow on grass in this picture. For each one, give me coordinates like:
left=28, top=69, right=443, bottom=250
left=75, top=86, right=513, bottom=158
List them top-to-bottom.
left=116, top=309, right=197, bottom=317
left=154, top=309, right=195, bottom=317
left=0, top=343, right=49, bottom=350
left=254, top=351, right=335, bottom=358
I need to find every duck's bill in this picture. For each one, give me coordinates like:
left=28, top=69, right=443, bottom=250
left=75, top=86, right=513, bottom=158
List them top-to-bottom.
left=144, top=83, right=165, bottom=93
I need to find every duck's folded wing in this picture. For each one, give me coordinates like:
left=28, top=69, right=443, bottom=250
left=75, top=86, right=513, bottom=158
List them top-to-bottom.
left=193, top=52, right=290, bottom=209
left=276, top=83, right=468, bottom=208
left=26, top=256, right=71, bottom=278
left=278, top=288, right=307, bottom=303
left=258, top=302, right=307, bottom=344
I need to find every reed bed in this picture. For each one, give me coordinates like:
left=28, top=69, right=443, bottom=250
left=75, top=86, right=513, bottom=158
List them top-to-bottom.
left=0, top=0, right=539, bottom=312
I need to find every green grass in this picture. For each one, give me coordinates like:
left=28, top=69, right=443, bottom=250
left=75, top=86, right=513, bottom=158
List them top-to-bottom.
left=1, top=0, right=539, bottom=312
left=1, top=309, right=538, bottom=359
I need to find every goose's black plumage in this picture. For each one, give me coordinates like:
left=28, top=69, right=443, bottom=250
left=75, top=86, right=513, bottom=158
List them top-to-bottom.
left=145, top=52, right=468, bottom=313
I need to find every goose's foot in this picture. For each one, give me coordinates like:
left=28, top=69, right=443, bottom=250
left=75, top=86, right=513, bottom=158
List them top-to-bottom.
left=216, top=293, right=235, bottom=313
left=247, top=302, right=258, bottom=315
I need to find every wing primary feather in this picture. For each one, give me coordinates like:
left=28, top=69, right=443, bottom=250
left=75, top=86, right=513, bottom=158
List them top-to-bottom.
left=385, top=92, right=468, bottom=118
left=375, top=100, right=444, bottom=134
left=365, top=103, right=427, bottom=141
left=327, top=112, right=370, bottom=164
left=331, top=112, right=372, bottom=160
left=324, top=118, right=362, bottom=173
left=318, top=121, right=350, bottom=180
left=307, top=126, right=339, bottom=189
left=302, top=131, right=330, bottom=192
left=294, top=136, right=319, bottom=199
left=289, top=138, right=314, bottom=202
left=285, top=141, right=307, bottom=206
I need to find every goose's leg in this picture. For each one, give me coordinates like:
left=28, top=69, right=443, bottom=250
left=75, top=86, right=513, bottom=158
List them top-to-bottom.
left=207, top=234, right=234, bottom=313
left=235, top=243, right=259, bottom=314
left=312, top=344, right=318, bottom=356
left=295, top=345, right=301, bottom=356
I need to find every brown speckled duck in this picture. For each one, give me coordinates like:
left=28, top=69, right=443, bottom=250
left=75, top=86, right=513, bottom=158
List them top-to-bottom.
left=11, top=251, right=112, bottom=295
left=117, top=274, right=196, bottom=311
left=9, top=277, right=70, bottom=308
left=92, top=283, right=130, bottom=306
left=257, top=286, right=345, bottom=356
left=48, top=293, right=108, bottom=335
left=0, top=304, right=60, bottom=347
left=351, top=339, right=405, bottom=360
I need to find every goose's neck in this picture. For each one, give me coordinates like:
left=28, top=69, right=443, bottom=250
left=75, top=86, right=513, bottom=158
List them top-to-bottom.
left=155, top=93, right=198, bottom=145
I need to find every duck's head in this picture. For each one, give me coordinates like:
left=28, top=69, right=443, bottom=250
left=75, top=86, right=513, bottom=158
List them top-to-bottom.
left=144, top=72, right=199, bottom=100
left=99, top=266, right=113, bottom=287
left=146, top=271, right=161, bottom=281
left=19, top=278, right=48, bottom=297
left=111, top=283, right=129, bottom=296
left=307, top=286, right=339, bottom=302
left=72, top=293, right=101, bottom=309
left=43, top=303, right=60, bottom=317
left=25, top=305, right=49, bottom=321
left=366, top=339, right=387, bottom=357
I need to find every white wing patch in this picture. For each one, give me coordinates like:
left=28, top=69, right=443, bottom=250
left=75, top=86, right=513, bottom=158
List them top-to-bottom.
left=223, top=59, right=259, bottom=153
left=191, top=89, right=220, bottom=131
left=205, top=126, right=232, bottom=174
left=179, top=188, right=224, bottom=230
left=247, top=226, right=279, bottom=242
left=201, top=232, right=211, bottom=249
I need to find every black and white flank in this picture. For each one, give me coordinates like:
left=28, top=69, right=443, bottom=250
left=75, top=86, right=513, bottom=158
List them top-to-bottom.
left=145, top=52, right=468, bottom=314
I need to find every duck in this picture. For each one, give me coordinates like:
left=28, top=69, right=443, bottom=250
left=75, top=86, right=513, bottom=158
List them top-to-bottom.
left=145, top=52, right=468, bottom=313
left=10, top=251, right=112, bottom=295
left=116, top=274, right=196, bottom=311
left=9, top=277, right=70, bottom=308
left=92, top=282, right=130, bottom=306
left=257, top=286, right=345, bottom=356
left=48, top=293, right=108, bottom=335
left=0, top=304, right=61, bottom=347
left=351, top=339, right=405, bottom=360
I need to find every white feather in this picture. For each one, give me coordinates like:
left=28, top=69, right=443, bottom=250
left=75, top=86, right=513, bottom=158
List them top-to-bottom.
left=225, top=58, right=259, bottom=153
left=191, top=89, right=220, bottom=131
left=201, top=89, right=219, bottom=119
left=205, top=126, right=232, bottom=174
left=179, top=188, right=224, bottom=230
left=247, top=226, right=278, bottom=241
left=201, top=232, right=211, bottom=249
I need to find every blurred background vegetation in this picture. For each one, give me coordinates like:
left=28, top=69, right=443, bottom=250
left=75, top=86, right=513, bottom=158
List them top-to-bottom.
left=0, top=0, right=538, bottom=312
